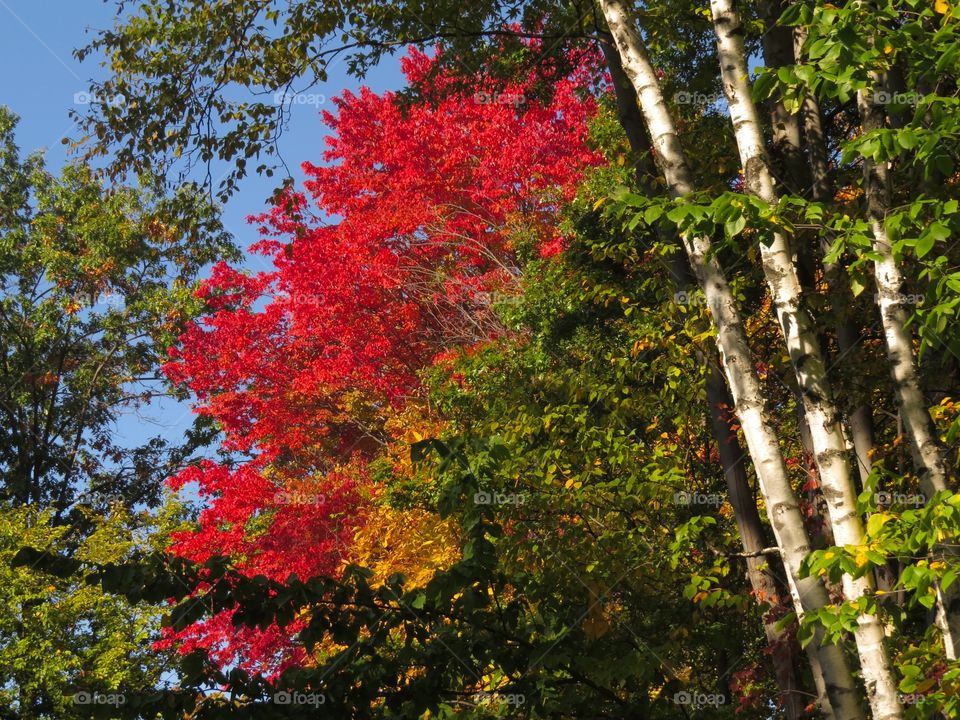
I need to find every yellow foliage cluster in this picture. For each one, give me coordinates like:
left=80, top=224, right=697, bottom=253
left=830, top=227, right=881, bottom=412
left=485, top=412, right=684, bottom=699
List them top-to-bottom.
left=834, top=185, right=865, bottom=203
left=744, top=293, right=775, bottom=338
left=931, top=396, right=960, bottom=443
left=383, top=402, right=448, bottom=481
left=307, top=504, right=459, bottom=664
left=344, top=504, right=460, bottom=588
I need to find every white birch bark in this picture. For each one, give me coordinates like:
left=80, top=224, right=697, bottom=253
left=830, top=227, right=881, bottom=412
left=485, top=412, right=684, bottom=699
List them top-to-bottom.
left=597, top=1, right=865, bottom=716
left=709, top=1, right=903, bottom=716
left=793, top=26, right=877, bottom=490
left=857, top=85, right=960, bottom=660
left=856, top=89, right=950, bottom=500
left=782, top=569, right=835, bottom=719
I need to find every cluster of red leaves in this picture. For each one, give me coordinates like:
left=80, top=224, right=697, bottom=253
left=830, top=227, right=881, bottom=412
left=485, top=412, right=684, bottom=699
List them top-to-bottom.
left=160, top=47, right=603, bottom=675
left=154, top=459, right=362, bottom=675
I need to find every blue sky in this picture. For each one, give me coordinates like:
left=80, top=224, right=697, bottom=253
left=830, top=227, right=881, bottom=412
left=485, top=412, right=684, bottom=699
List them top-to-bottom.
left=0, top=0, right=407, bottom=452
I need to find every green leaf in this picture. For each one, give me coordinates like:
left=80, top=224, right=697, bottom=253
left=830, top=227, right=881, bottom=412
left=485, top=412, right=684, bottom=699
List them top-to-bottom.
left=752, top=71, right=777, bottom=101
left=897, top=130, right=919, bottom=150
left=644, top=205, right=664, bottom=224
left=724, top=215, right=747, bottom=238
left=929, top=221, right=951, bottom=242
left=849, top=276, right=866, bottom=297
left=867, top=512, right=894, bottom=536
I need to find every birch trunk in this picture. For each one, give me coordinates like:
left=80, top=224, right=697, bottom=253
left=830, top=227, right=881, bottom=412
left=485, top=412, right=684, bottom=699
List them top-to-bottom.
left=709, top=0, right=903, bottom=716
left=759, top=0, right=817, bottom=289
left=597, top=1, right=864, bottom=716
left=762, top=10, right=873, bottom=493
left=606, top=21, right=826, bottom=702
left=794, top=26, right=876, bottom=488
left=599, top=34, right=658, bottom=188
left=857, top=84, right=960, bottom=659
left=857, top=89, right=950, bottom=500
left=667, top=146, right=810, bottom=714
left=652, top=156, right=813, bottom=714
left=706, top=363, right=806, bottom=720
left=782, top=568, right=836, bottom=718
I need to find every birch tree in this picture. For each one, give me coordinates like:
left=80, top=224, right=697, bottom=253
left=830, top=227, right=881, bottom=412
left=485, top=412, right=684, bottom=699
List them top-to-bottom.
left=708, top=0, right=903, bottom=715
left=597, top=1, right=866, bottom=716
left=857, top=65, right=960, bottom=661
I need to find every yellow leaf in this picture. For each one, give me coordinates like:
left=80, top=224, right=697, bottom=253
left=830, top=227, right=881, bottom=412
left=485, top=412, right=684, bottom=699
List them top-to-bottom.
left=936, top=0, right=950, bottom=14
left=632, top=338, right=653, bottom=356
left=867, top=512, right=893, bottom=536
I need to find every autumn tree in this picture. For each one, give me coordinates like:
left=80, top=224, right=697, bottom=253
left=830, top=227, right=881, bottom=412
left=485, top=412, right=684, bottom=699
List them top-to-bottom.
left=62, top=0, right=960, bottom=717
left=155, top=47, right=603, bottom=677
left=0, top=106, right=235, bottom=718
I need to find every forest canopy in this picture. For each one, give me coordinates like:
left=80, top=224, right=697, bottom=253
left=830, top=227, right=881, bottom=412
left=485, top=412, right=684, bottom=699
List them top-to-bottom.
left=4, top=0, right=960, bottom=718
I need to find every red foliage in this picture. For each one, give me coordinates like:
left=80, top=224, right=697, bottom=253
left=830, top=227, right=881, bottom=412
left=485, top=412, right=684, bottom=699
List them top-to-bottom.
left=160, top=47, right=603, bottom=674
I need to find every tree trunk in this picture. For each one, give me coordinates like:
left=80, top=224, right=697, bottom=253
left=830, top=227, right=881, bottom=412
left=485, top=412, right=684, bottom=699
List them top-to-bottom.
left=709, top=0, right=903, bottom=716
left=758, top=0, right=810, bottom=195
left=759, top=0, right=818, bottom=290
left=597, top=1, right=865, bottom=716
left=794, top=26, right=876, bottom=489
left=787, top=27, right=885, bottom=599
left=599, top=34, right=658, bottom=189
left=857, top=82, right=960, bottom=660
left=856, top=89, right=951, bottom=500
left=666, top=152, right=810, bottom=716
left=706, top=364, right=806, bottom=720
left=782, top=569, right=837, bottom=718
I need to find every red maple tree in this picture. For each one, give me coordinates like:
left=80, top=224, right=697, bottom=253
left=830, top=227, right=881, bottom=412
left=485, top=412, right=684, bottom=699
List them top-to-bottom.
left=160, top=47, right=603, bottom=674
